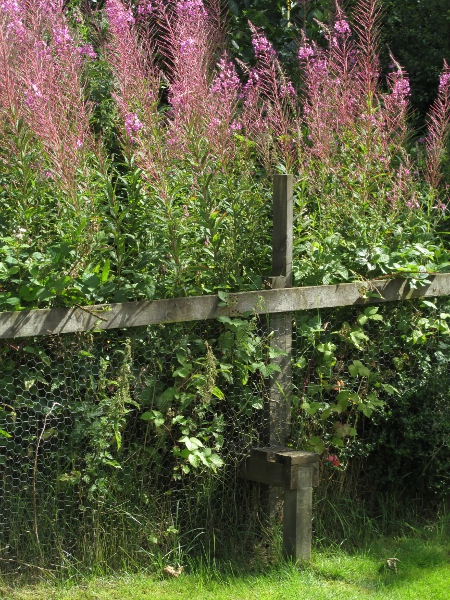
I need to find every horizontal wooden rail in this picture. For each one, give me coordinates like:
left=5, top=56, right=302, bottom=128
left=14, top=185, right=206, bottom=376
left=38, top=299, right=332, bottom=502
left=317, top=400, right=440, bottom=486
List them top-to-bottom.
left=0, top=274, right=450, bottom=339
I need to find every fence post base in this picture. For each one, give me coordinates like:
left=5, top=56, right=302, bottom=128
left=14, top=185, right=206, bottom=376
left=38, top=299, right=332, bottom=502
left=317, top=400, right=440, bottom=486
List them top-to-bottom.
left=243, top=447, right=319, bottom=562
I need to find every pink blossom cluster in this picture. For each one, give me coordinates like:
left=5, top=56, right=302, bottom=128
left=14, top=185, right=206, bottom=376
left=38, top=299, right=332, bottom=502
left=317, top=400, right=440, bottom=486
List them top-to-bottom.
left=1, top=0, right=26, bottom=39
left=1, top=0, right=22, bottom=21
left=105, top=0, right=135, bottom=32
left=137, top=0, right=153, bottom=16
left=176, top=0, right=206, bottom=17
left=334, top=19, right=351, bottom=35
left=53, top=25, right=73, bottom=47
left=252, top=33, right=276, bottom=59
left=180, top=37, right=196, bottom=55
left=78, top=44, right=97, bottom=60
left=298, top=44, right=314, bottom=61
left=210, top=59, right=240, bottom=96
left=425, top=60, right=450, bottom=188
left=242, top=68, right=261, bottom=96
left=439, top=71, right=450, bottom=94
left=391, top=74, right=410, bottom=105
left=24, top=82, right=44, bottom=108
left=280, top=82, right=296, bottom=98
left=125, top=112, right=143, bottom=140
left=327, top=455, right=340, bottom=467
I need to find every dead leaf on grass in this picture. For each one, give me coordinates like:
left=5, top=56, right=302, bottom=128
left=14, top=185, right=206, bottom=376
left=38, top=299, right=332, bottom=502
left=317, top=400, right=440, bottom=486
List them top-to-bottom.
left=162, top=565, right=183, bottom=578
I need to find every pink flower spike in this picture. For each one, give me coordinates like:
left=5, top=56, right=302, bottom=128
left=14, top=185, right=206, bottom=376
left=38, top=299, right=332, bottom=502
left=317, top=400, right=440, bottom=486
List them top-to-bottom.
left=176, top=0, right=206, bottom=17
left=334, top=19, right=351, bottom=35
left=252, top=33, right=276, bottom=59
left=78, top=44, right=97, bottom=60
left=298, top=45, right=314, bottom=61
left=439, top=71, right=450, bottom=94
left=125, top=112, right=144, bottom=140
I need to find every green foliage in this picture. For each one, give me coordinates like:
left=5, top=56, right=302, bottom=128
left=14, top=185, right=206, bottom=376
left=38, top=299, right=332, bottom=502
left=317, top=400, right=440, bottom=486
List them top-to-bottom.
left=1, top=0, right=450, bottom=576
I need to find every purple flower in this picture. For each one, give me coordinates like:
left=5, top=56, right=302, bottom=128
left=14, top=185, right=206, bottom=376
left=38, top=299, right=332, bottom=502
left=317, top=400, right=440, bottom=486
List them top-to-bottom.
left=2, top=0, right=26, bottom=39
left=106, top=0, right=135, bottom=32
left=137, top=0, right=153, bottom=16
left=176, top=0, right=206, bottom=17
left=334, top=19, right=351, bottom=35
left=53, top=26, right=73, bottom=46
left=252, top=34, right=276, bottom=59
left=180, top=37, right=196, bottom=55
left=78, top=44, right=97, bottom=60
left=298, top=45, right=314, bottom=61
left=312, top=58, right=328, bottom=74
left=210, top=59, right=240, bottom=95
left=243, top=68, right=261, bottom=96
left=439, top=72, right=450, bottom=93
left=392, top=74, right=410, bottom=106
left=280, top=81, right=296, bottom=98
left=24, top=83, right=44, bottom=108
left=125, top=112, right=143, bottom=140
left=407, top=199, right=420, bottom=209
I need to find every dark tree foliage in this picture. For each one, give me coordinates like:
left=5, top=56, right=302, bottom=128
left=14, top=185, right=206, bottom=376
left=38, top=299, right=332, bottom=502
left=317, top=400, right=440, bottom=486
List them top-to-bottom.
left=228, top=0, right=450, bottom=120
left=382, top=0, right=450, bottom=119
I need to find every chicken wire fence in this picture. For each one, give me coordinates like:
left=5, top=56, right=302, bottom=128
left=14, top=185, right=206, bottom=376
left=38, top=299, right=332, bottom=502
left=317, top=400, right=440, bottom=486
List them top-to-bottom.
left=1, top=295, right=450, bottom=573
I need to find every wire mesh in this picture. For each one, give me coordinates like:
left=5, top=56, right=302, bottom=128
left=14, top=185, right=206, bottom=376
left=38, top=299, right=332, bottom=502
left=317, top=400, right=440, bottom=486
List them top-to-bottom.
left=1, top=295, right=449, bottom=573
left=291, top=297, right=450, bottom=504
left=0, top=318, right=270, bottom=574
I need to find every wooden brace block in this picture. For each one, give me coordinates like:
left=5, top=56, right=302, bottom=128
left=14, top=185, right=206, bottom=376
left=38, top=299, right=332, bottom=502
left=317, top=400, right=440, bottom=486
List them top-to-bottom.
left=242, top=447, right=320, bottom=490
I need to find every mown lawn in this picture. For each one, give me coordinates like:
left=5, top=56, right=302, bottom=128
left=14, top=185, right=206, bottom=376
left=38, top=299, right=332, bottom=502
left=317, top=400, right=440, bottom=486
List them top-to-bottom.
left=3, top=531, right=450, bottom=600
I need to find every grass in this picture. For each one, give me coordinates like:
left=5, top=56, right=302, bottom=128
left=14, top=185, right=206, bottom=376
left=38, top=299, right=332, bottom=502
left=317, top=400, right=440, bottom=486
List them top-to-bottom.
left=3, top=523, right=450, bottom=600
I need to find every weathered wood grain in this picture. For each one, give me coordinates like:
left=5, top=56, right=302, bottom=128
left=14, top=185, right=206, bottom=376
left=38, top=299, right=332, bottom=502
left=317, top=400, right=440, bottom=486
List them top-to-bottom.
left=267, top=174, right=294, bottom=447
left=0, top=274, right=449, bottom=339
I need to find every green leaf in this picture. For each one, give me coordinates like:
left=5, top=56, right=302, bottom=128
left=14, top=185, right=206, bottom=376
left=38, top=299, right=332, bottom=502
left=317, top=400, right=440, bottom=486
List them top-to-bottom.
left=101, top=260, right=111, bottom=283
left=217, top=290, right=229, bottom=304
left=422, top=300, right=437, bottom=309
left=173, top=366, right=192, bottom=378
left=381, top=383, right=399, bottom=395
left=211, top=386, right=224, bottom=400
left=321, top=407, right=332, bottom=420
left=141, top=410, right=165, bottom=427
left=179, top=436, right=203, bottom=451
left=307, top=436, right=325, bottom=453
left=188, top=453, right=200, bottom=468
left=208, top=453, right=224, bottom=468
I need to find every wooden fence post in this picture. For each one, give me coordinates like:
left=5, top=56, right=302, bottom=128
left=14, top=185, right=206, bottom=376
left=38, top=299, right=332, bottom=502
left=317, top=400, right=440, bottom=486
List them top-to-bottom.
left=266, top=174, right=294, bottom=447
left=243, top=448, right=319, bottom=562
